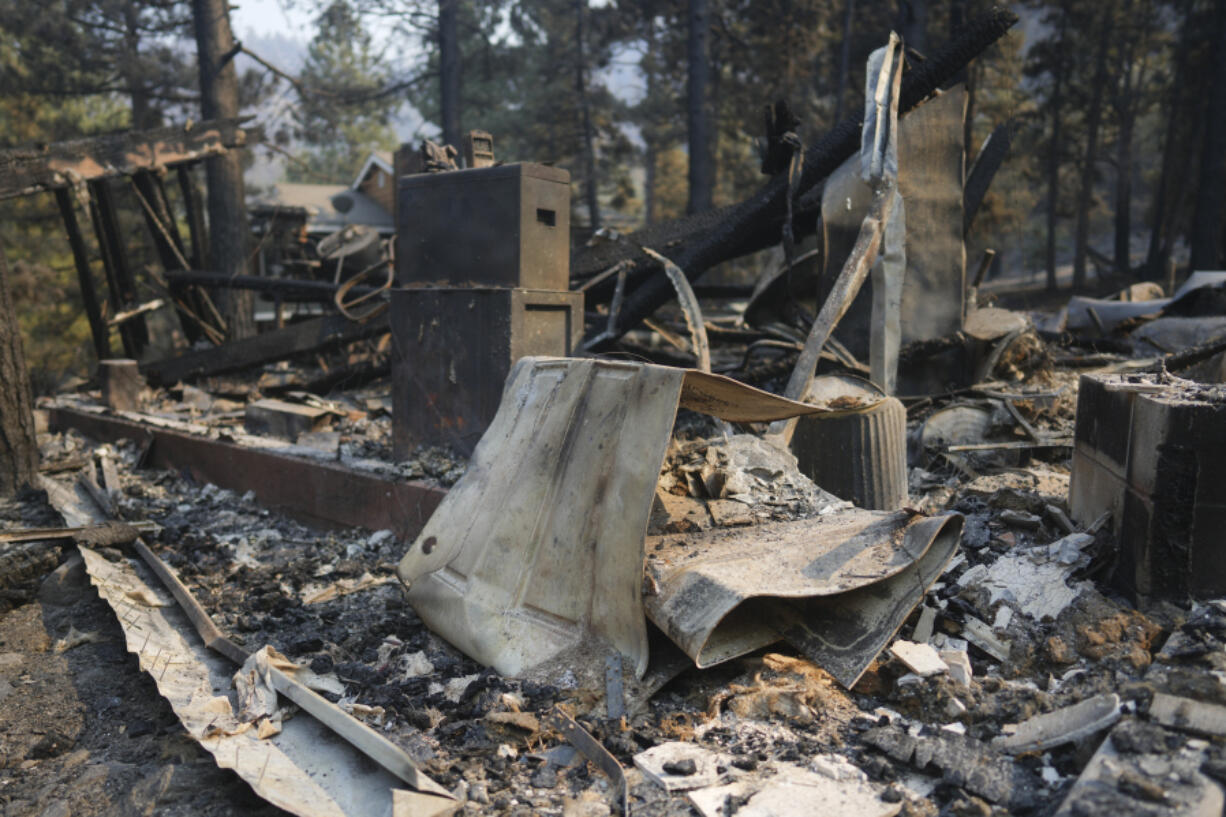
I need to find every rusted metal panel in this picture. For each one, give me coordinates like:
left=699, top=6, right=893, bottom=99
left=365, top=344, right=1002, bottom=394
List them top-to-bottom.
left=0, top=117, right=258, bottom=201
left=397, top=356, right=831, bottom=679
left=46, top=406, right=445, bottom=541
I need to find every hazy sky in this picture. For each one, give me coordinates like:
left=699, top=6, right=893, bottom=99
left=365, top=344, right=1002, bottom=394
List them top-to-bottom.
left=231, top=0, right=315, bottom=41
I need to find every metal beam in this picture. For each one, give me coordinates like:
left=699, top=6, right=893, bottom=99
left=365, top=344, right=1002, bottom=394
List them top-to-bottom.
left=46, top=406, right=445, bottom=541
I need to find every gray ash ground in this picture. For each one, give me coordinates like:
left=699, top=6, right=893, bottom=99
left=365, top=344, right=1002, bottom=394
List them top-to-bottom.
left=2, top=388, right=1217, bottom=817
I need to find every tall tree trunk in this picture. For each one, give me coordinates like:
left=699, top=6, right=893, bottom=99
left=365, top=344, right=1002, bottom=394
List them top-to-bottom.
left=192, top=0, right=255, bottom=340
left=438, top=0, right=461, bottom=148
left=575, top=0, right=600, bottom=231
left=686, top=0, right=714, bottom=214
left=833, top=0, right=855, bottom=122
left=898, top=0, right=927, bottom=54
left=949, top=0, right=966, bottom=84
left=1112, top=0, right=1137, bottom=276
left=1146, top=0, right=1194, bottom=275
left=1190, top=0, right=1226, bottom=270
left=122, top=4, right=156, bottom=130
left=1045, top=4, right=1069, bottom=292
left=643, top=16, right=658, bottom=226
left=1072, top=17, right=1113, bottom=290
left=1113, top=108, right=1134, bottom=275
left=644, top=140, right=657, bottom=225
left=0, top=245, right=38, bottom=496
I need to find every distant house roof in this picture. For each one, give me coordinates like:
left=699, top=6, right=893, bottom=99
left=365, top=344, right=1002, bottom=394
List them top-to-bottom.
left=353, top=151, right=393, bottom=188
left=251, top=181, right=394, bottom=234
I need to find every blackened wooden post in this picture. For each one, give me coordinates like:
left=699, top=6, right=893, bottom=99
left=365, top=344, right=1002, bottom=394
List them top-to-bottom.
left=176, top=164, right=209, bottom=271
left=132, top=170, right=203, bottom=343
left=87, top=179, right=147, bottom=356
left=54, top=188, right=111, bottom=361
left=0, top=245, right=39, bottom=495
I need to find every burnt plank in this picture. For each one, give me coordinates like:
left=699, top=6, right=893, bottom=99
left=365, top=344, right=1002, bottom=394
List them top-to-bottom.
left=0, top=117, right=257, bottom=201
left=54, top=188, right=110, bottom=360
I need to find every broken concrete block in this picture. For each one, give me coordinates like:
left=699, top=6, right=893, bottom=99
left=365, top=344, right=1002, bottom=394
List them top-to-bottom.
left=99, top=359, right=143, bottom=412
left=1070, top=372, right=1226, bottom=601
left=244, top=399, right=332, bottom=441
left=707, top=499, right=754, bottom=527
left=999, top=509, right=1041, bottom=529
left=974, top=550, right=1083, bottom=621
left=912, top=605, right=937, bottom=643
left=961, top=616, right=1010, bottom=662
left=889, top=641, right=948, bottom=677
left=941, top=649, right=973, bottom=686
left=1148, top=692, right=1226, bottom=738
left=993, top=693, right=1121, bottom=754
left=862, top=726, right=1024, bottom=806
left=1054, top=726, right=1224, bottom=817
left=633, top=742, right=721, bottom=792
left=689, top=763, right=901, bottom=817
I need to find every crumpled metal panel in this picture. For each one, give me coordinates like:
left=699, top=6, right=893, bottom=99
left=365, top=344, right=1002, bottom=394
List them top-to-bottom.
left=396, top=357, right=831, bottom=679
left=644, top=510, right=962, bottom=685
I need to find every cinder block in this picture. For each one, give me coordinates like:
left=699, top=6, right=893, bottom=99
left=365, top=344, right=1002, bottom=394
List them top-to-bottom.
left=390, top=287, right=584, bottom=457
left=99, top=359, right=144, bottom=412
left=1070, top=373, right=1226, bottom=601
left=244, top=399, right=332, bottom=441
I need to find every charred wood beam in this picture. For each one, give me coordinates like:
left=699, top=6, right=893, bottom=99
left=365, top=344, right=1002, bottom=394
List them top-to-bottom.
left=583, top=6, right=1017, bottom=351
left=0, top=117, right=258, bottom=201
left=963, top=120, right=1013, bottom=237
left=176, top=165, right=208, bottom=270
left=131, top=170, right=205, bottom=344
left=86, top=179, right=145, bottom=357
left=53, top=188, right=110, bottom=361
left=163, top=270, right=383, bottom=300
left=141, top=312, right=388, bottom=386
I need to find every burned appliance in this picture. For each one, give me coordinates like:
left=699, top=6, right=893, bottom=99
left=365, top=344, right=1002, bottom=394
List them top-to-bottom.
left=391, top=163, right=580, bottom=456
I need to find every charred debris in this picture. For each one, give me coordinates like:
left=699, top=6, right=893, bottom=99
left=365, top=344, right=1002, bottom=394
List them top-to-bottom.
left=3, top=8, right=1226, bottom=817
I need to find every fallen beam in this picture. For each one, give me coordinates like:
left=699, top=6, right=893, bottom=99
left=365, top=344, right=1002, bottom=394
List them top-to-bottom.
left=0, top=117, right=258, bottom=201
left=963, top=121, right=1013, bottom=237
left=164, top=270, right=384, bottom=300
left=142, top=312, right=389, bottom=385
left=46, top=406, right=445, bottom=541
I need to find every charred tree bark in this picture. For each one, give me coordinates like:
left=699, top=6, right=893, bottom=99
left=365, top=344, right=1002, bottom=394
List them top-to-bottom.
left=192, top=0, right=254, bottom=340
left=438, top=0, right=461, bottom=149
left=575, top=0, right=601, bottom=231
left=687, top=0, right=714, bottom=214
left=833, top=0, right=856, bottom=122
left=897, top=0, right=927, bottom=54
left=1112, top=0, right=1141, bottom=276
left=1146, top=0, right=1193, bottom=276
left=1190, top=0, right=1226, bottom=270
left=122, top=3, right=157, bottom=130
left=1045, top=3, right=1069, bottom=292
left=1072, top=16, right=1113, bottom=290
left=0, top=246, right=38, bottom=496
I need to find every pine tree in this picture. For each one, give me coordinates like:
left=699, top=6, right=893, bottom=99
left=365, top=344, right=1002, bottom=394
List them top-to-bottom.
left=291, top=1, right=399, bottom=183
